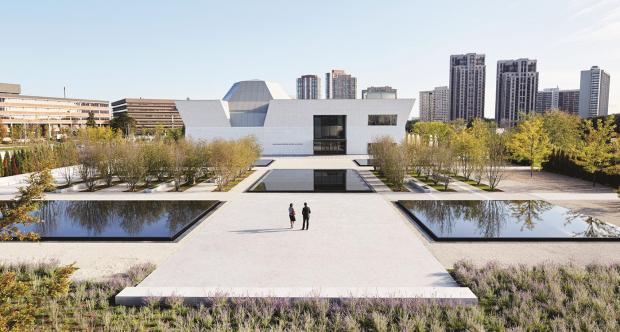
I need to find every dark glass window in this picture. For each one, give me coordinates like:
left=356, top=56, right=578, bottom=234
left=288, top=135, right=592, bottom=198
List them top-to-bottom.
left=368, top=114, right=397, bottom=126
left=314, top=115, right=345, bottom=139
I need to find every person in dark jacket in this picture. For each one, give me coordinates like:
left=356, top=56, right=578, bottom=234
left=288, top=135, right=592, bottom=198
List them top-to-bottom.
left=301, top=202, right=311, bottom=230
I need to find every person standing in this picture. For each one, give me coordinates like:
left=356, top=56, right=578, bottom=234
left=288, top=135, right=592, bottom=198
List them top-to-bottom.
left=301, top=202, right=311, bottom=230
left=288, top=203, right=296, bottom=229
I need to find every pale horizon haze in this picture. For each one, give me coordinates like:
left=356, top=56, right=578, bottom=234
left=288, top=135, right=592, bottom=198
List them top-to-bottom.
left=1, top=0, right=619, bottom=118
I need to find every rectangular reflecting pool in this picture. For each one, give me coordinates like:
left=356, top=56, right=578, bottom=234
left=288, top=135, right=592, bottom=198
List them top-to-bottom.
left=248, top=169, right=373, bottom=193
left=9, top=200, right=221, bottom=241
left=397, top=200, right=620, bottom=241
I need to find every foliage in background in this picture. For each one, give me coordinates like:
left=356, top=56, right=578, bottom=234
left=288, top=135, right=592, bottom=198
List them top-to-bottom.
left=542, top=110, right=582, bottom=152
left=110, top=113, right=137, bottom=137
left=507, top=113, right=552, bottom=177
left=572, top=116, right=619, bottom=187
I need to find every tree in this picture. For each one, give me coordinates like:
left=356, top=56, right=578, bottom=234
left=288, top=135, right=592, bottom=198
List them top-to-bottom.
left=542, top=110, right=581, bottom=152
left=85, top=111, right=97, bottom=127
left=110, top=113, right=137, bottom=137
left=507, top=113, right=552, bottom=177
left=572, top=116, right=618, bottom=187
left=469, top=119, right=490, bottom=185
left=411, top=121, right=454, bottom=146
left=452, top=128, right=476, bottom=179
left=486, top=131, right=507, bottom=191
left=369, top=137, right=408, bottom=191
left=95, top=140, right=121, bottom=187
left=143, top=140, right=170, bottom=184
left=167, top=141, right=188, bottom=191
left=116, top=142, right=146, bottom=191
left=25, top=143, right=57, bottom=192
left=78, top=143, right=99, bottom=191
left=433, top=144, right=456, bottom=190
left=0, top=172, right=46, bottom=241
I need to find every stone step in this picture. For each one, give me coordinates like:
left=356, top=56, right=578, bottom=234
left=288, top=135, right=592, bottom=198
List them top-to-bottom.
left=116, top=286, right=477, bottom=306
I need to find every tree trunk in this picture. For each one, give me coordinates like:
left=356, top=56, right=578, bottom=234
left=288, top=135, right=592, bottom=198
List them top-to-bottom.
left=592, top=173, right=596, bottom=188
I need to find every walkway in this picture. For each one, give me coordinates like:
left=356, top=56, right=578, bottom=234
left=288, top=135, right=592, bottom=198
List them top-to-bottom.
left=117, top=192, right=476, bottom=304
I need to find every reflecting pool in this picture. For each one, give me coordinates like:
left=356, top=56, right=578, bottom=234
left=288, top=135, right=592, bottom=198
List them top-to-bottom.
left=248, top=169, right=372, bottom=192
left=8, top=200, right=220, bottom=241
left=398, top=200, right=620, bottom=241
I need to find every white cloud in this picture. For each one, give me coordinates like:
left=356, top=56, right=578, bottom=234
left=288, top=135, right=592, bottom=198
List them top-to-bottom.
left=558, top=2, right=620, bottom=44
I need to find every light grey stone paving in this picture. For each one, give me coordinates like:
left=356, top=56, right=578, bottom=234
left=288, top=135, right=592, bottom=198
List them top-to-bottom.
left=118, top=193, right=475, bottom=302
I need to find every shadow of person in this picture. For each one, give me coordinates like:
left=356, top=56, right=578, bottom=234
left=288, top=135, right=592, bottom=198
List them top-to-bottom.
left=230, top=227, right=293, bottom=234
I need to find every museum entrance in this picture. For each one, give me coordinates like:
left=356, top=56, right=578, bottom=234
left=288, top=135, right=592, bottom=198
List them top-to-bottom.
left=313, top=115, right=346, bottom=155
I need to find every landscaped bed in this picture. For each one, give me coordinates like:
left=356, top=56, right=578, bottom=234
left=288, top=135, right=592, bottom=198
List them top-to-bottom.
left=215, top=170, right=255, bottom=192
left=371, top=170, right=408, bottom=192
left=410, top=174, right=457, bottom=192
left=452, top=175, right=502, bottom=192
left=2, top=261, right=618, bottom=330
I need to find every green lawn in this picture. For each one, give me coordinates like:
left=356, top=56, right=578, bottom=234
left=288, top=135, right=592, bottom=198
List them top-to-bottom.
left=371, top=171, right=408, bottom=192
left=410, top=174, right=456, bottom=192
left=452, top=175, right=503, bottom=192
left=4, top=261, right=618, bottom=331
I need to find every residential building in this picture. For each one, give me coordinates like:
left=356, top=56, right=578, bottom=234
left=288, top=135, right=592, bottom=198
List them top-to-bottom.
left=449, top=53, right=486, bottom=121
left=495, top=59, right=539, bottom=128
left=579, top=66, right=610, bottom=118
left=325, top=70, right=357, bottom=99
left=296, top=75, right=321, bottom=99
left=176, top=80, right=414, bottom=155
left=0, top=82, right=110, bottom=137
left=362, top=86, right=397, bottom=99
left=419, top=86, right=450, bottom=122
left=536, top=88, right=580, bottom=115
left=536, top=88, right=560, bottom=113
left=558, top=90, right=580, bottom=115
left=111, top=98, right=184, bottom=134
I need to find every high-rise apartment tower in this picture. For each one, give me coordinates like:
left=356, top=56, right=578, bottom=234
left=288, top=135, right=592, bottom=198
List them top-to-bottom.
left=449, top=53, right=486, bottom=121
left=495, top=58, right=539, bottom=127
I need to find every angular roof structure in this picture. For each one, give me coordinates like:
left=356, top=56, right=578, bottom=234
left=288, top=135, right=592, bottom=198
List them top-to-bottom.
left=223, top=80, right=290, bottom=102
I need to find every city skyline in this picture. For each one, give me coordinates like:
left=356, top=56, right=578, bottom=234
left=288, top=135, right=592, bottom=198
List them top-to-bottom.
left=1, top=0, right=618, bottom=118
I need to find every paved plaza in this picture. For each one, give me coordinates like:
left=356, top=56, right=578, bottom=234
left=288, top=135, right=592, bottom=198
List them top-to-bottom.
left=117, top=192, right=476, bottom=304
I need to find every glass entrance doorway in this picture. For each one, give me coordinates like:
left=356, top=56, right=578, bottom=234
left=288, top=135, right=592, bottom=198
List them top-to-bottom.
left=313, top=115, right=346, bottom=155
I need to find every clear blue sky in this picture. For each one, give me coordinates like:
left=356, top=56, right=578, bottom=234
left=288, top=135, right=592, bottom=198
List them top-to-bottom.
left=2, top=0, right=618, bottom=117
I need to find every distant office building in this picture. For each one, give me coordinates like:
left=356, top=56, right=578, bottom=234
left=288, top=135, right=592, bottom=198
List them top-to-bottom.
left=449, top=53, right=486, bottom=121
left=495, top=59, right=539, bottom=128
left=579, top=66, right=610, bottom=118
left=325, top=69, right=357, bottom=99
left=296, top=75, right=321, bottom=99
left=0, top=82, right=110, bottom=137
left=362, top=86, right=397, bottom=99
left=419, top=86, right=450, bottom=122
left=536, top=88, right=580, bottom=116
left=111, top=98, right=183, bottom=134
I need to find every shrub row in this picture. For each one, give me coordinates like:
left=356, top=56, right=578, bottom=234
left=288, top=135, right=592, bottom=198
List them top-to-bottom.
left=543, top=149, right=620, bottom=187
